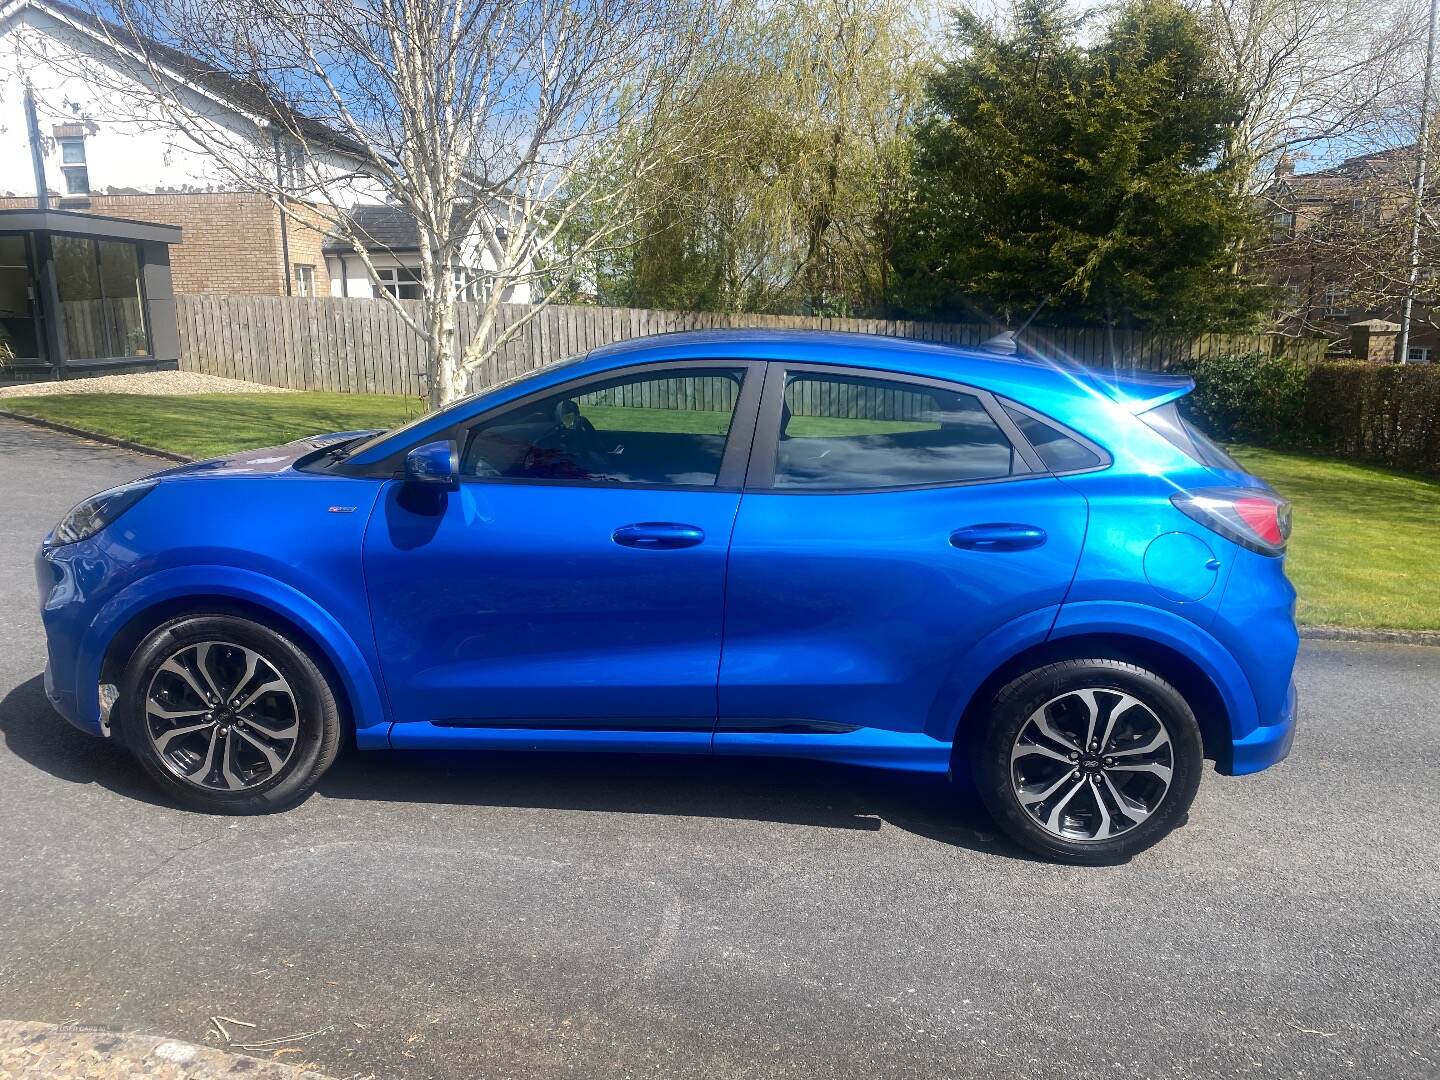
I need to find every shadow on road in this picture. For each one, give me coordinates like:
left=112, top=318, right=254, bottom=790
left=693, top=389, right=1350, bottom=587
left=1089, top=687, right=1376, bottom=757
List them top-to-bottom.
left=0, top=671, right=1039, bottom=861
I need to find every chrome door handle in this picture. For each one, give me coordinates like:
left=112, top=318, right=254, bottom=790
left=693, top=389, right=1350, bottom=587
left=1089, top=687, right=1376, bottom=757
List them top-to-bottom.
left=612, top=522, right=706, bottom=549
left=949, top=523, right=1047, bottom=552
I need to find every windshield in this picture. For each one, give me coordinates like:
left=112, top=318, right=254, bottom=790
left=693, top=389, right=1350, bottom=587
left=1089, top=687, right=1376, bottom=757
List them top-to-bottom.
left=339, top=352, right=589, bottom=460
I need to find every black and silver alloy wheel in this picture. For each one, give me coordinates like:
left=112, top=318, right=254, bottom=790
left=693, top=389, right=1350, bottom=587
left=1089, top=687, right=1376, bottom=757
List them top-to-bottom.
left=120, top=613, right=342, bottom=813
left=144, top=641, right=300, bottom=791
left=973, top=659, right=1203, bottom=864
left=1010, top=688, right=1174, bottom=842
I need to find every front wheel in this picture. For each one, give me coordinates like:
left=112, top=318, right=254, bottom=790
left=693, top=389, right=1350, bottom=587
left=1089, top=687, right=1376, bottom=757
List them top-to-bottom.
left=117, top=614, right=342, bottom=813
left=973, top=659, right=1203, bottom=864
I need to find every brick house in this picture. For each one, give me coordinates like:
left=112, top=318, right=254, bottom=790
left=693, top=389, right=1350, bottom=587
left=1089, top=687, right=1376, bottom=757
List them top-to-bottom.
left=0, top=0, right=523, bottom=304
left=1262, top=146, right=1437, bottom=363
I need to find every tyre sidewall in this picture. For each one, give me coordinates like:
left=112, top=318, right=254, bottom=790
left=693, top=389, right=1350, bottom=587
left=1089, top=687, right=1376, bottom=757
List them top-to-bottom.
left=116, top=614, right=339, bottom=813
left=975, top=660, right=1204, bottom=864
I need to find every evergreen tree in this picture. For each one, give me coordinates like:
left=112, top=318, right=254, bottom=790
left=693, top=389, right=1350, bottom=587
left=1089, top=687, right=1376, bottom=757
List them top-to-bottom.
left=892, top=0, right=1269, bottom=335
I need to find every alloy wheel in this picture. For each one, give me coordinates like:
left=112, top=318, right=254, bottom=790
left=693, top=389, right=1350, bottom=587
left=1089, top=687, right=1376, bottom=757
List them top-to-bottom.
left=143, top=640, right=300, bottom=791
left=1009, top=687, right=1174, bottom=842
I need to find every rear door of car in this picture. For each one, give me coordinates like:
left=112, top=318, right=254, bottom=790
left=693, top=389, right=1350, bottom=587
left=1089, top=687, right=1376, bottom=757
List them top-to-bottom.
left=716, top=362, right=1093, bottom=759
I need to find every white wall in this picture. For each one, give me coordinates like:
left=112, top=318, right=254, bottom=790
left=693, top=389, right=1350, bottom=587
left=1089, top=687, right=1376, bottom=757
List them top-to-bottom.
left=0, top=2, right=382, bottom=205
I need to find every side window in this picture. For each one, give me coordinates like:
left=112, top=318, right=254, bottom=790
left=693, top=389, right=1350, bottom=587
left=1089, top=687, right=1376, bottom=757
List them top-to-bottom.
left=462, top=368, right=745, bottom=486
left=774, top=372, right=1018, bottom=490
left=1001, top=404, right=1104, bottom=473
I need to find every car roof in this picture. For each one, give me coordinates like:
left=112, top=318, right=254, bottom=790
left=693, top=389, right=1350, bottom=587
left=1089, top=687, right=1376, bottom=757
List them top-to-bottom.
left=343, top=329, right=1193, bottom=467
left=585, top=329, right=1192, bottom=414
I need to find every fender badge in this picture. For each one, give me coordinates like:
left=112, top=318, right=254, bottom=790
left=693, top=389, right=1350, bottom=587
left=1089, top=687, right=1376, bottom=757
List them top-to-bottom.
left=328, top=505, right=358, bottom=514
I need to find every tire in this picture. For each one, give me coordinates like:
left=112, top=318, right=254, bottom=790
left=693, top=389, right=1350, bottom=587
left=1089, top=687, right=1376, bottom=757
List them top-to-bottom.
left=115, top=613, right=342, bottom=813
left=973, top=659, right=1203, bottom=864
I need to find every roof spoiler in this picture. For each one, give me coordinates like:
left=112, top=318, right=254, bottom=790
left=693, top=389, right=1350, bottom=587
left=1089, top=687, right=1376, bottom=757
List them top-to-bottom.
left=1084, top=370, right=1196, bottom=414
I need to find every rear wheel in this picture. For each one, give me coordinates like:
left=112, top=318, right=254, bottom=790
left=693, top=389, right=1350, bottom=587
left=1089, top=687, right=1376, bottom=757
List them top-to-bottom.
left=117, top=614, right=342, bottom=813
left=974, top=659, right=1203, bottom=864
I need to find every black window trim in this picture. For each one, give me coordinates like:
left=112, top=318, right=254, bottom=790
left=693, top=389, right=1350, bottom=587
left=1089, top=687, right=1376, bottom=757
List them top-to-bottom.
left=349, top=358, right=769, bottom=493
left=744, top=360, right=1051, bottom=495
left=995, top=396, right=1113, bottom=477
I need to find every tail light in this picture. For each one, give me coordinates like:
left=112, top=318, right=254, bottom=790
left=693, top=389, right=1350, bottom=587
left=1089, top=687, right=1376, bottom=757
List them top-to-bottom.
left=1171, top=487, right=1291, bottom=556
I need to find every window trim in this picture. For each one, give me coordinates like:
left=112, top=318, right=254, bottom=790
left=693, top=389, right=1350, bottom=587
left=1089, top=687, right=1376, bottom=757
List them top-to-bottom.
left=294, top=263, right=316, bottom=297
left=355, top=359, right=769, bottom=492
left=744, top=361, right=1044, bottom=495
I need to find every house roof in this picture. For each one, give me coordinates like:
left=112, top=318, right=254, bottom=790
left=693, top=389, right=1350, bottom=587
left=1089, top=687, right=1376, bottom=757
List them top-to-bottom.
left=6, top=0, right=371, bottom=159
left=1276, top=145, right=1418, bottom=202
left=323, top=203, right=505, bottom=254
left=0, top=206, right=181, bottom=243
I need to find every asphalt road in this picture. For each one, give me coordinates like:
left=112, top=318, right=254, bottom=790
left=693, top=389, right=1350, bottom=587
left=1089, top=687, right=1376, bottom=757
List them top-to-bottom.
left=0, top=415, right=1437, bottom=1080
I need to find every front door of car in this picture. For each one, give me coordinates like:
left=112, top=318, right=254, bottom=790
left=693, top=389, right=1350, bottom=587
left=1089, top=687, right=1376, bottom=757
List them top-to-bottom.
left=364, top=361, right=763, bottom=752
left=716, top=363, right=1092, bottom=762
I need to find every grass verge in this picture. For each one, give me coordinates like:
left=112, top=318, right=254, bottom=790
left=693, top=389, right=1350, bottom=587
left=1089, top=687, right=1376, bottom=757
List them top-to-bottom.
left=0, top=393, right=421, bottom=461
left=1230, top=446, right=1440, bottom=632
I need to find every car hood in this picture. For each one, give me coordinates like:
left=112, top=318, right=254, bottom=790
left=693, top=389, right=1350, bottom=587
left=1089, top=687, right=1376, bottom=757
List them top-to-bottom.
left=145, top=430, right=383, bottom=481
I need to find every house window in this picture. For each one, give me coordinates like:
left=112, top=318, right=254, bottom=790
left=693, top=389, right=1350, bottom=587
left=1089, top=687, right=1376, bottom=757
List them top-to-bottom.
left=58, top=138, right=89, bottom=195
left=1349, top=197, right=1380, bottom=226
left=1270, top=209, right=1295, bottom=240
left=52, top=235, right=148, bottom=360
left=294, top=264, right=315, bottom=297
left=375, top=265, right=423, bottom=300
left=453, top=268, right=492, bottom=302
left=1322, top=283, right=1348, bottom=316
left=1408, top=346, right=1432, bottom=364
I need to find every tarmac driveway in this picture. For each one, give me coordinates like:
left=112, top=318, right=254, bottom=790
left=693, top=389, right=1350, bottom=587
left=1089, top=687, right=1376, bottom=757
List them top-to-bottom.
left=0, top=415, right=1436, bottom=1080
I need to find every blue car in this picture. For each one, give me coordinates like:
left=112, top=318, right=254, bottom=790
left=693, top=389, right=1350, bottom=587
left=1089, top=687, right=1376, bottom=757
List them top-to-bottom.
left=35, top=330, right=1298, bottom=862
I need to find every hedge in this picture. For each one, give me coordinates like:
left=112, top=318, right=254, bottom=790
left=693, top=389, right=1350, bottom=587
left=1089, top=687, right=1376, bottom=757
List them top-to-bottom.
left=1181, top=354, right=1440, bottom=476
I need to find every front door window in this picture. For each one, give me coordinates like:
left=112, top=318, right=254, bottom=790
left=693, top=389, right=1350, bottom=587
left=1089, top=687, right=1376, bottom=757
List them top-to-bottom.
left=463, top=368, right=747, bottom=486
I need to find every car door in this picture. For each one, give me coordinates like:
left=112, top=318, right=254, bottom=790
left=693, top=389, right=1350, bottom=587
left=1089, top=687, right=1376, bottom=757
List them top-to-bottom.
left=364, top=361, right=763, bottom=752
left=716, top=362, right=1092, bottom=765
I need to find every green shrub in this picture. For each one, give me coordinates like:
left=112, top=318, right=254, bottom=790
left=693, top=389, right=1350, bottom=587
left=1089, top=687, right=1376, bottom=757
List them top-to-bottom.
left=1177, top=353, right=1440, bottom=475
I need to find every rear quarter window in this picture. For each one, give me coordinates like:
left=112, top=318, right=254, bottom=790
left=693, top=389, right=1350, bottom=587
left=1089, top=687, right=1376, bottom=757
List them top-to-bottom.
left=1139, top=401, right=1245, bottom=473
left=1001, top=403, right=1105, bottom=473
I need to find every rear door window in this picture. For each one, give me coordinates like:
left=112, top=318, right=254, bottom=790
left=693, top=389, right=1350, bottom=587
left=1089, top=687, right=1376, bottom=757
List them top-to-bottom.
left=770, top=372, right=1020, bottom=490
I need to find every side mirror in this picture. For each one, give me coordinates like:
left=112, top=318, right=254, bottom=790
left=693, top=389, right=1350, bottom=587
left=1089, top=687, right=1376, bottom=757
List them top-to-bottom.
left=404, top=439, right=459, bottom=489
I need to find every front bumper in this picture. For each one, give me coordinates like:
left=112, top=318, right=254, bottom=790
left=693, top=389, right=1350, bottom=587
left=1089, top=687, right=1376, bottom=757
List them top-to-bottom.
left=1228, top=679, right=1297, bottom=775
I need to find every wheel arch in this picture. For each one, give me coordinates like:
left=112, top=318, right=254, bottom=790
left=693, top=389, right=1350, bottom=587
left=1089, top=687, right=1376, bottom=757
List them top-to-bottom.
left=86, top=566, right=390, bottom=744
left=102, top=596, right=358, bottom=739
left=950, top=631, right=1233, bottom=769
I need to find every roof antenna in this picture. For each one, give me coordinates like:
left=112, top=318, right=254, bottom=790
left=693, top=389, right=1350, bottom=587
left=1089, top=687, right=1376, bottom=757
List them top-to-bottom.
left=980, top=296, right=1051, bottom=356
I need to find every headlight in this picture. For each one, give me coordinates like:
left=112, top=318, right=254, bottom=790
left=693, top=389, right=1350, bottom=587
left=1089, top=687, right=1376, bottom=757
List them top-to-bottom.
left=50, top=481, right=157, bottom=546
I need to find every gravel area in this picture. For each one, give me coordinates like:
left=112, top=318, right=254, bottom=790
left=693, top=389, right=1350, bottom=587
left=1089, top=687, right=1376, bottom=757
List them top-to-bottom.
left=0, top=371, right=292, bottom=399
left=0, top=1020, right=339, bottom=1079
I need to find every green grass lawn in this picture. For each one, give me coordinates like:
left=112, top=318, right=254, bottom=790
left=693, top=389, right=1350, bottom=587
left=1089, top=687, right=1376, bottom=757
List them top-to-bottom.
left=3, top=391, right=1436, bottom=629
left=0, top=392, right=421, bottom=460
left=1230, top=446, right=1440, bottom=631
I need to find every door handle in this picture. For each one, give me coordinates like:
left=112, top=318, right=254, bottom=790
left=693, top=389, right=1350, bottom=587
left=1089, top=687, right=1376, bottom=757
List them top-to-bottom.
left=612, top=522, right=706, bottom=550
left=949, top=523, right=1047, bottom=552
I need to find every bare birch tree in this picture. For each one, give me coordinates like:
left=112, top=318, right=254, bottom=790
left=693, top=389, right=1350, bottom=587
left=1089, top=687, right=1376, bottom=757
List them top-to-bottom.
left=25, top=0, right=722, bottom=405
left=1197, top=0, right=1425, bottom=191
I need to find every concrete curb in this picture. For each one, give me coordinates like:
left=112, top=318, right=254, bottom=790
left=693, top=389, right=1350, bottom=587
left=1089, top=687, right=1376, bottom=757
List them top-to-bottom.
left=0, top=409, right=192, bottom=462
left=1299, top=625, right=1440, bottom=647
left=0, top=1019, right=340, bottom=1078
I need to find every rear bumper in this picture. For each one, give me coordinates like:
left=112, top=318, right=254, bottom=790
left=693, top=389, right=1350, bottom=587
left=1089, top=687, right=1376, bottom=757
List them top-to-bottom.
left=1226, top=679, right=1297, bottom=775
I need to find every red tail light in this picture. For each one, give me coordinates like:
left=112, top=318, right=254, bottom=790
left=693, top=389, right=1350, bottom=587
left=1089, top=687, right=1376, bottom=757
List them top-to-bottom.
left=1171, top=487, right=1291, bottom=556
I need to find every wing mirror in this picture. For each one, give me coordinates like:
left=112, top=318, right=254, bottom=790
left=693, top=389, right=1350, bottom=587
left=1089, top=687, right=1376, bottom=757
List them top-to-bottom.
left=404, top=439, right=460, bottom=489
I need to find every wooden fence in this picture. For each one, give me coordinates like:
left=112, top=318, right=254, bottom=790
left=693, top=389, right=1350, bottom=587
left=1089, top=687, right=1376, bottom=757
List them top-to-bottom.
left=175, top=295, right=1328, bottom=398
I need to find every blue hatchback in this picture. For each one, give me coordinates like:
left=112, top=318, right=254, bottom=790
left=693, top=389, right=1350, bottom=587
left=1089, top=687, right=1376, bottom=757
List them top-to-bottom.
left=36, top=330, right=1298, bottom=862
